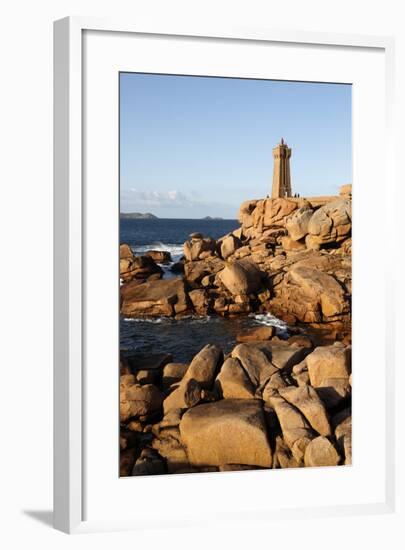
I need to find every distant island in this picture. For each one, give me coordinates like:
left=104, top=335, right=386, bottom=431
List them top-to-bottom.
left=120, top=212, right=158, bottom=219
left=202, top=216, right=223, bottom=220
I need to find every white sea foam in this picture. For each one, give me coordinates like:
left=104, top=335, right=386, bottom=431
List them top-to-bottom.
left=133, top=242, right=184, bottom=262
left=251, top=313, right=289, bottom=333
left=123, top=314, right=212, bottom=325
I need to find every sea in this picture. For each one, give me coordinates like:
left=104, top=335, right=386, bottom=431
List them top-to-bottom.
left=120, top=218, right=288, bottom=363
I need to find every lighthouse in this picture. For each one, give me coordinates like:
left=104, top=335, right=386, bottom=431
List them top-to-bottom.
left=271, top=138, right=292, bottom=198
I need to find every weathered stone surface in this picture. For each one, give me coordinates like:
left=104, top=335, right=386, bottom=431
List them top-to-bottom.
left=339, top=184, right=352, bottom=197
left=263, top=198, right=298, bottom=227
left=307, top=198, right=351, bottom=245
left=238, top=200, right=258, bottom=228
left=285, top=207, right=314, bottom=241
left=220, top=235, right=241, bottom=259
left=280, top=235, right=307, bottom=252
left=184, top=236, right=216, bottom=261
left=120, top=243, right=134, bottom=259
left=144, top=250, right=172, bottom=264
left=120, top=254, right=163, bottom=282
left=183, top=257, right=224, bottom=287
left=270, top=259, right=349, bottom=324
left=218, top=260, right=262, bottom=296
left=287, top=266, right=346, bottom=318
left=121, top=277, right=189, bottom=317
left=188, top=289, right=210, bottom=315
left=236, top=326, right=275, bottom=342
left=245, top=340, right=310, bottom=371
left=306, top=342, right=351, bottom=387
left=231, top=343, right=279, bottom=390
left=183, top=344, right=223, bottom=388
left=124, top=352, right=172, bottom=386
left=215, top=357, right=256, bottom=399
left=162, top=363, right=189, bottom=388
left=262, top=372, right=288, bottom=398
left=316, top=377, right=351, bottom=408
left=163, top=378, right=202, bottom=415
left=120, top=381, right=163, bottom=422
left=278, top=385, right=331, bottom=436
left=267, top=392, right=314, bottom=463
left=180, top=399, right=272, bottom=467
left=159, top=408, right=182, bottom=430
left=333, top=409, right=352, bottom=465
left=151, top=429, right=191, bottom=473
left=272, top=435, right=300, bottom=469
left=304, top=436, right=340, bottom=467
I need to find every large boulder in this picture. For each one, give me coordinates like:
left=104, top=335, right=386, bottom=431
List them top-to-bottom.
left=263, top=198, right=298, bottom=227
left=307, top=198, right=351, bottom=246
left=238, top=200, right=258, bottom=229
left=285, top=207, right=314, bottom=241
left=220, top=234, right=241, bottom=259
left=184, top=235, right=216, bottom=261
left=120, top=243, right=134, bottom=259
left=120, top=254, right=163, bottom=283
left=183, top=257, right=224, bottom=287
left=218, top=259, right=262, bottom=296
left=273, top=264, right=348, bottom=323
left=120, top=277, right=189, bottom=317
left=188, top=289, right=210, bottom=315
left=236, top=326, right=275, bottom=342
left=232, top=340, right=309, bottom=393
left=231, top=343, right=279, bottom=390
left=306, top=343, right=351, bottom=387
left=306, top=343, right=351, bottom=408
left=182, top=344, right=223, bottom=388
left=215, top=357, right=256, bottom=399
left=162, top=363, right=189, bottom=389
left=163, top=378, right=202, bottom=415
left=120, top=379, right=163, bottom=422
left=278, top=385, right=331, bottom=436
left=267, top=392, right=314, bottom=463
left=180, top=399, right=272, bottom=467
left=151, top=429, right=191, bottom=473
left=273, top=435, right=300, bottom=469
left=304, top=436, right=340, bottom=467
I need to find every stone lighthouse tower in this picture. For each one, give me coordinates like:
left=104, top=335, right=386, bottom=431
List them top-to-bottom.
left=271, top=138, right=292, bottom=198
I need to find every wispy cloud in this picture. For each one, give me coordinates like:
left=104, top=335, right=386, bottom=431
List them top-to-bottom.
left=120, top=188, right=237, bottom=217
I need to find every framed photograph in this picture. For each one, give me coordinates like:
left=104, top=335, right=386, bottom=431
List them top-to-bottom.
left=54, top=17, right=397, bottom=534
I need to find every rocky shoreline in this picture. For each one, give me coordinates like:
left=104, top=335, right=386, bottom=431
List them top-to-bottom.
left=119, top=186, right=352, bottom=475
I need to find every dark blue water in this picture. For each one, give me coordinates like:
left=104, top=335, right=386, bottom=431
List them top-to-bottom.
left=120, top=218, right=287, bottom=362
left=120, top=218, right=239, bottom=258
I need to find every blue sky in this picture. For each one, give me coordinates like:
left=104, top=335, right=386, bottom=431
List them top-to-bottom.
left=120, top=73, right=351, bottom=219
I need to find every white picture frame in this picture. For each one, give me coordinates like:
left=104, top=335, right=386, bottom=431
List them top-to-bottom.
left=54, top=16, right=398, bottom=535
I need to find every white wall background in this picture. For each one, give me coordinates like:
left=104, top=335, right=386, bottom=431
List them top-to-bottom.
left=0, top=1, right=403, bottom=548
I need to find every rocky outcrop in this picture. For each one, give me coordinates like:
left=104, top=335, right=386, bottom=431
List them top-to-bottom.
left=119, top=189, right=351, bottom=336
left=306, top=199, right=351, bottom=248
left=184, top=234, right=216, bottom=261
left=144, top=250, right=172, bottom=264
left=120, top=254, right=163, bottom=283
left=218, top=259, right=262, bottom=296
left=121, top=277, right=190, bottom=317
left=120, top=337, right=350, bottom=476
left=120, top=377, right=163, bottom=422
left=180, top=399, right=273, bottom=468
